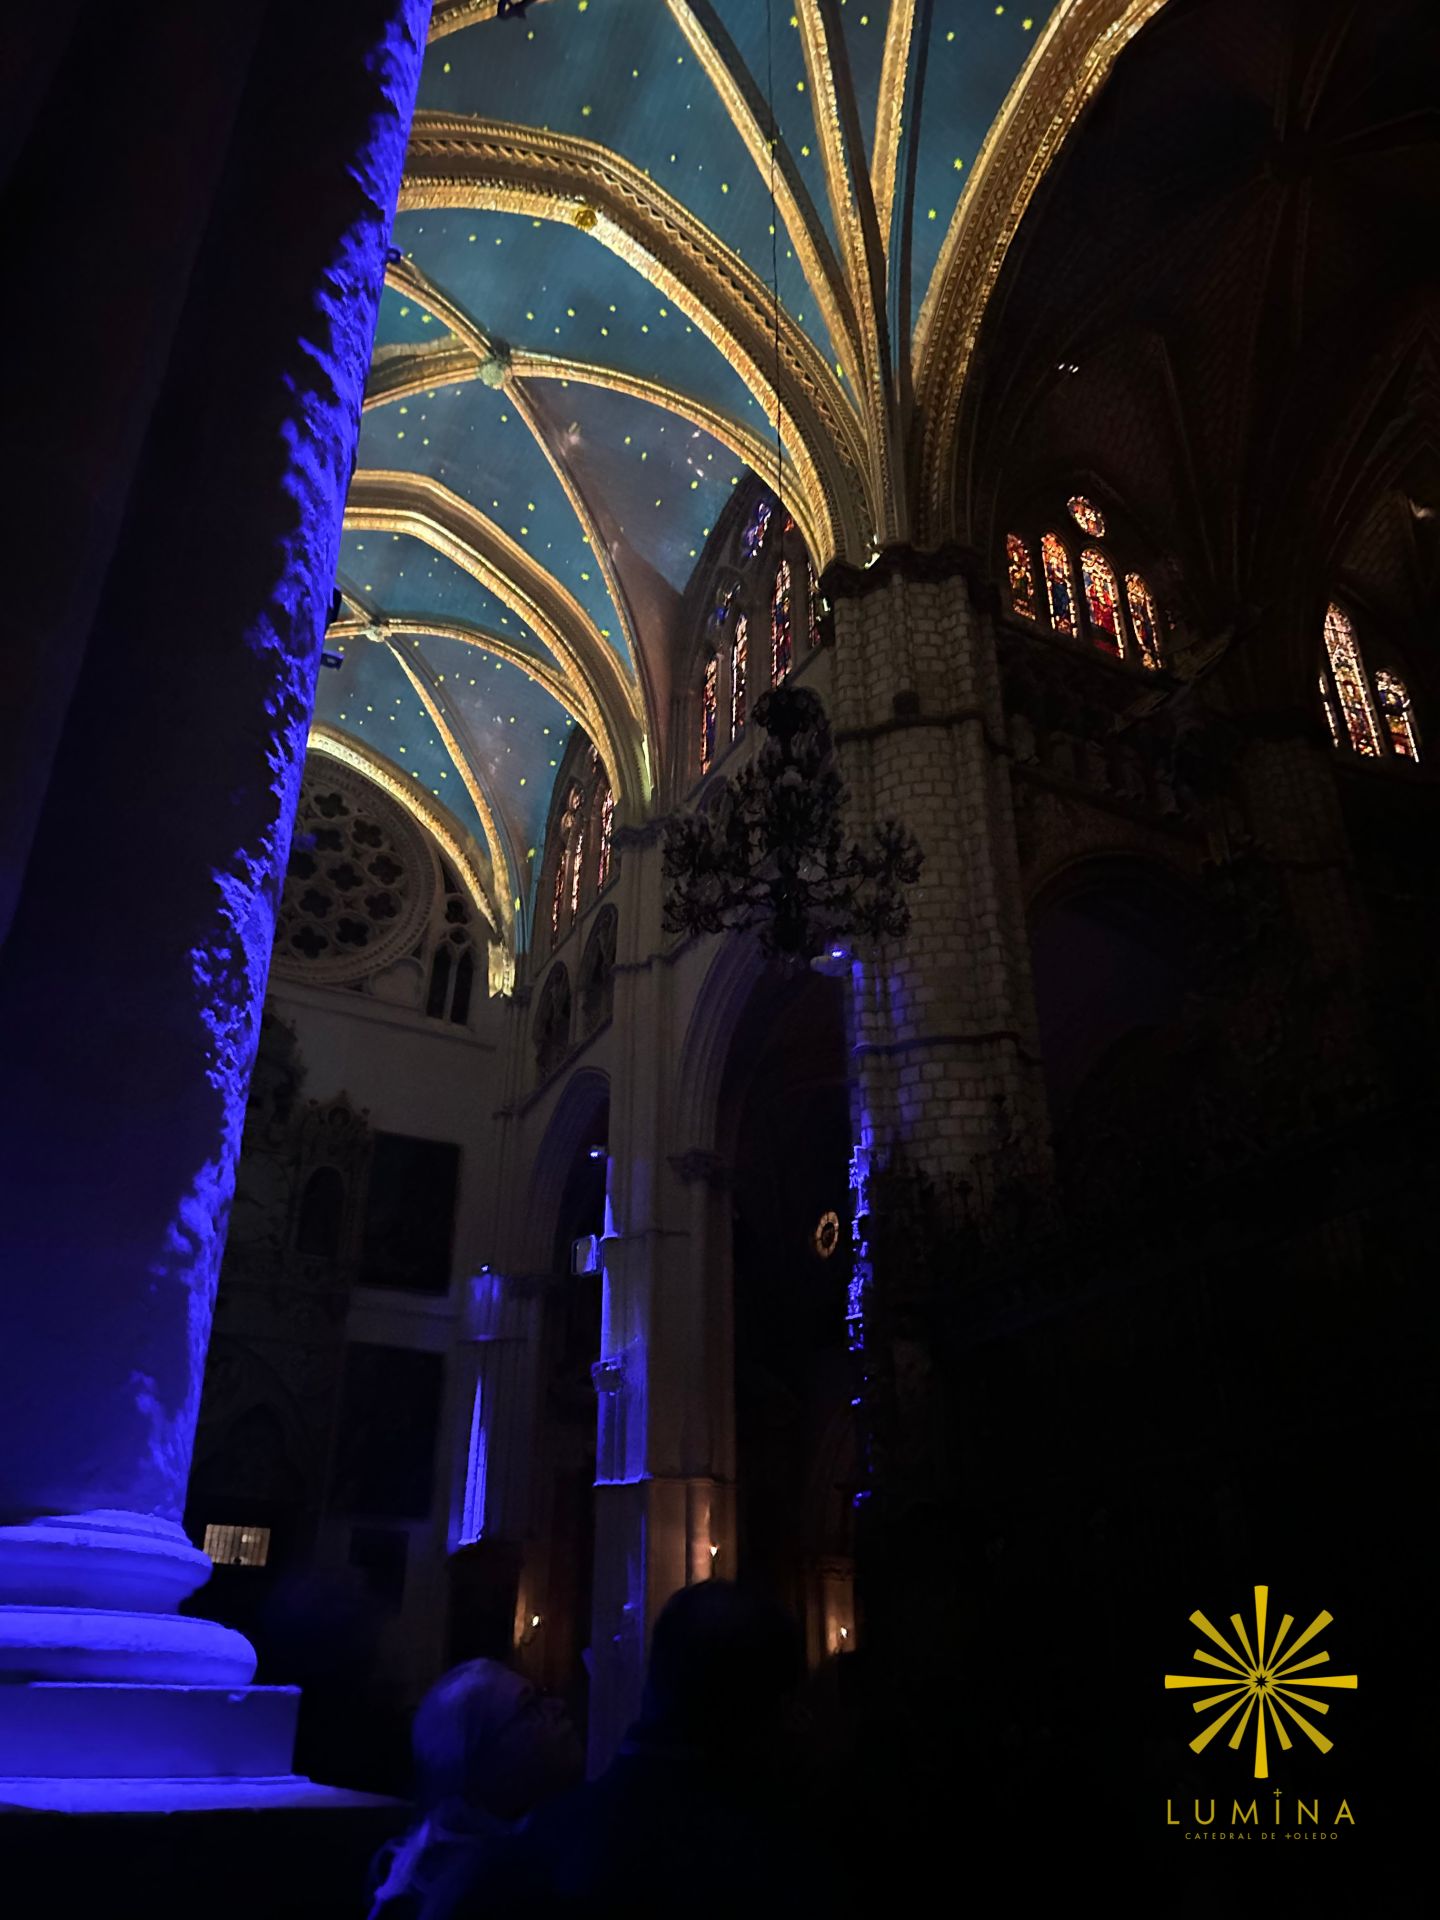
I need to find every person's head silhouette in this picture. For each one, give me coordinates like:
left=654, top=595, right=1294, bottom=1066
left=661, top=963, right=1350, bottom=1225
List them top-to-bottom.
left=639, top=1579, right=803, bottom=1751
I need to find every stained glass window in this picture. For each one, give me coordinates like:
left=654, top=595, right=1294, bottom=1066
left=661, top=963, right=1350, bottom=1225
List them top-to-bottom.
left=1068, top=495, right=1106, bottom=537
left=742, top=497, right=773, bottom=561
left=1041, top=533, right=1077, bottom=636
left=1006, top=535, right=1036, bottom=620
left=1080, top=547, right=1124, bottom=657
left=771, top=558, right=793, bottom=682
left=806, top=559, right=822, bottom=651
left=1125, top=573, right=1163, bottom=669
left=713, top=584, right=736, bottom=628
left=1323, top=604, right=1381, bottom=757
left=731, top=614, right=748, bottom=736
left=701, top=655, right=719, bottom=770
left=1374, top=669, right=1420, bottom=762
left=1319, top=673, right=1341, bottom=748
left=551, top=783, right=583, bottom=945
left=596, top=784, right=615, bottom=887
left=569, top=827, right=586, bottom=925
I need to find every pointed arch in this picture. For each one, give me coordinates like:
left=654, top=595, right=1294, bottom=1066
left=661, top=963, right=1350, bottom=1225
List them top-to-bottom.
left=914, top=0, right=1175, bottom=542
left=343, top=468, right=648, bottom=812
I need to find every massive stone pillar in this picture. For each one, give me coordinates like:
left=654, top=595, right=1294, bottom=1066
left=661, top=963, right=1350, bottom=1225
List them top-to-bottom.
left=0, top=0, right=432, bottom=1800
left=826, top=549, right=1049, bottom=1199
left=822, top=550, right=1050, bottom=1781
left=585, top=828, right=738, bottom=1769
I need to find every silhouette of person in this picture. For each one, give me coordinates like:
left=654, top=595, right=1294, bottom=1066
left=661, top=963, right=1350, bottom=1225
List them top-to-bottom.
left=426, top=1580, right=838, bottom=1917
left=367, top=1658, right=584, bottom=1919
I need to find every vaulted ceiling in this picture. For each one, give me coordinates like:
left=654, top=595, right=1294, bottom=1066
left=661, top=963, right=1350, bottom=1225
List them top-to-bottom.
left=320, top=0, right=1194, bottom=959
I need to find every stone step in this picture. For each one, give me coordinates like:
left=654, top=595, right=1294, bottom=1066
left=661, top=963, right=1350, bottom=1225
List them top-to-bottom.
left=0, top=1680, right=300, bottom=1780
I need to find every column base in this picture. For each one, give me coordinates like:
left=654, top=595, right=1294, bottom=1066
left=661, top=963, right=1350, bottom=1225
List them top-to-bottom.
left=0, top=1509, right=273, bottom=1791
left=0, top=1680, right=299, bottom=1781
left=0, top=1776, right=398, bottom=1814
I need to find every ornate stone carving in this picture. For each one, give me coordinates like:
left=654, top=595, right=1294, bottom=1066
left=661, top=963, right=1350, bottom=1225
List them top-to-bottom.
left=272, top=759, right=435, bottom=986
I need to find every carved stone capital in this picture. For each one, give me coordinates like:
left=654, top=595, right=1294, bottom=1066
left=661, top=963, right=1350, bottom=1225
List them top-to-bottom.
left=821, top=541, right=984, bottom=603
left=612, top=818, right=666, bottom=852
left=668, top=1149, right=732, bottom=1190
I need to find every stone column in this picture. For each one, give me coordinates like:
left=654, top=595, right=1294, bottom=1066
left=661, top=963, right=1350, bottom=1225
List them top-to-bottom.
left=0, top=0, right=432, bottom=1796
left=821, top=549, right=1051, bottom=1778
left=825, top=549, right=1050, bottom=1194
left=585, top=831, right=738, bottom=1769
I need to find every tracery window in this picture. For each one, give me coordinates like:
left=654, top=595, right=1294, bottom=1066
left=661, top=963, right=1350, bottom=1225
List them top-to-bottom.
left=690, top=491, right=822, bottom=783
left=1068, top=495, right=1106, bottom=538
left=742, top=497, right=773, bottom=561
left=1008, top=502, right=1165, bottom=671
left=1041, top=533, right=1077, bottom=636
left=1007, top=536, right=1037, bottom=620
left=1080, top=547, right=1124, bottom=658
left=771, top=558, right=793, bottom=683
left=1125, top=574, right=1163, bottom=670
left=1320, top=604, right=1420, bottom=764
left=1322, top=604, right=1381, bottom=757
left=731, top=614, right=749, bottom=737
left=701, top=656, right=719, bottom=772
left=1374, top=670, right=1419, bottom=761
left=1319, top=673, right=1341, bottom=748
left=545, top=750, right=616, bottom=954
left=550, top=781, right=584, bottom=946
left=596, top=784, right=615, bottom=889
left=569, top=825, right=587, bottom=924
left=534, top=963, right=572, bottom=1079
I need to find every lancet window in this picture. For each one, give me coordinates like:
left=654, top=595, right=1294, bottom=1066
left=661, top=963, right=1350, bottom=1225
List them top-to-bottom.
left=691, top=491, right=823, bottom=784
left=1041, top=533, right=1077, bottom=636
left=1080, top=548, right=1124, bottom=658
left=771, top=559, right=793, bottom=683
left=1320, top=604, right=1419, bottom=764
left=731, top=614, right=749, bottom=737
left=545, top=750, right=615, bottom=952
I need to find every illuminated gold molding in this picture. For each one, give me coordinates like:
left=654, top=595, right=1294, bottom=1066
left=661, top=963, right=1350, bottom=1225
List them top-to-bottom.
left=429, top=0, right=556, bottom=40
left=663, top=0, right=863, bottom=396
left=794, top=0, right=894, bottom=526
left=872, top=0, right=917, bottom=265
left=914, top=0, right=1173, bottom=541
left=399, top=114, right=875, bottom=563
left=379, top=253, right=647, bottom=722
left=364, top=335, right=825, bottom=566
left=505, top=379, right=653, bottom=745
left=343, top=468, right=649, bottom=811
left=330, top=613, right=578, bottom=716
left=383, top=636, right=523, bottom=938
left=306, top=722, right=506, bottom=956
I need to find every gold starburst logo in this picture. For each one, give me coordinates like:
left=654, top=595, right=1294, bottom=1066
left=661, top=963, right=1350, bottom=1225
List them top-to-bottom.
left=1164, top=1584, right=1358, bottom=1779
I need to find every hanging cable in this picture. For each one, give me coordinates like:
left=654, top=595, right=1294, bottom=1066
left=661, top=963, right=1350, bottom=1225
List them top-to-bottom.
left=764, top=0, right=786, bottom=520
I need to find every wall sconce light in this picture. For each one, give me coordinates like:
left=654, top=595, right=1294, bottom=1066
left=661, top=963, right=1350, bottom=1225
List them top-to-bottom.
left=809, top=944, right=851, bottom=978
left=591, top=1354, right=625, bottom=1395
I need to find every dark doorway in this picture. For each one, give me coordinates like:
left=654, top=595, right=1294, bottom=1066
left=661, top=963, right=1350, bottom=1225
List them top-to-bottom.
left=722, top=967, right=856, bottom=1664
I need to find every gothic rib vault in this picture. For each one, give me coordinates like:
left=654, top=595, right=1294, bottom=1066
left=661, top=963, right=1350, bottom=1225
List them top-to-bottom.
left=325, top=0, right=1173, bottom=970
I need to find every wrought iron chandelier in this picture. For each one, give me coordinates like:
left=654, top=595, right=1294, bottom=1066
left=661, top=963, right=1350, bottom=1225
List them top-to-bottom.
left=661, top=684, right=923, bottom=965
